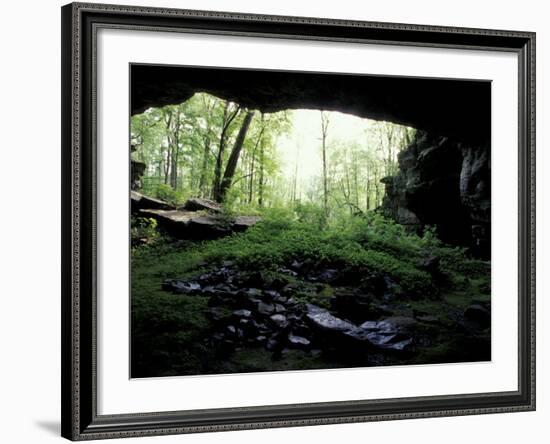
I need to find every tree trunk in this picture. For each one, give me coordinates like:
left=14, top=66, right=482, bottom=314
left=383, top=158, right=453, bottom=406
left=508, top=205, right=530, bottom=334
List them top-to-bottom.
left=212, top=102, right=239, bottom=199
left=216, top=110, right=255, bottom=202
left=320, top=112, right=330, bottom=216
left=258, top=131, right=265, bottom=207
left=198, top=136, right=210, bottom=197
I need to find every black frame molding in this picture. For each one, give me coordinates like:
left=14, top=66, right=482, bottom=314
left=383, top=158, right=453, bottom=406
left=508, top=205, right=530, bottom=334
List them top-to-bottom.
left=61, top=2, right=536, bottom=440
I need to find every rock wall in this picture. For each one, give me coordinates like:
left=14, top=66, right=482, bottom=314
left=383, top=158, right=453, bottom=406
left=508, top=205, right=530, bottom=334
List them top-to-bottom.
left=381, top=131, right=490, bottom=258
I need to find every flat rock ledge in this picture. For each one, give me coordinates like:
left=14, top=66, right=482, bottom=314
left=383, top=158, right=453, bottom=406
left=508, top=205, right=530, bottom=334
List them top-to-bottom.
left=139, top=209, right=261, bottom=239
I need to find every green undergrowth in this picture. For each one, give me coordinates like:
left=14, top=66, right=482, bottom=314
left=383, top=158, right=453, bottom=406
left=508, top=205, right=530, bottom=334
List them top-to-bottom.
left=131, top=210, right=490, bottom=377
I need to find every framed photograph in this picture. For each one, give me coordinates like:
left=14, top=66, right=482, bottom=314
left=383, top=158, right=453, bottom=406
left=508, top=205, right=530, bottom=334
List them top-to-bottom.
left=61, top=2, right=535, bottom=440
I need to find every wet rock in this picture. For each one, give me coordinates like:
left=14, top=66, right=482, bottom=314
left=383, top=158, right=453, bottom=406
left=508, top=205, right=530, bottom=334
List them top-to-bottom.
left=278, top=267, right=298, bottom=277
left=162, top=279, right=201, bottom=294
left=245, top=288, right=262, bottom=298
left=263, top=290, right=280, bottom=301
left=273, top=294, right=288, bottom=304
left=257, top=301, right=275, bottom=316
left=274, top=303, right=287, bottom=314
left=305, top=304, right=356, bottom=333
left=233, top=309, right=252, bottom=318
left=269, top=314, right=288, bottom=329
left=345, top=319, right=415, bottom=352
left=287, top=333, right=311, bottom=349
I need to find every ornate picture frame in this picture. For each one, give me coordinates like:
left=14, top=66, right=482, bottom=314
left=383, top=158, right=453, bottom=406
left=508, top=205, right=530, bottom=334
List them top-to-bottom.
left=61, top=2, right=535, bottom=440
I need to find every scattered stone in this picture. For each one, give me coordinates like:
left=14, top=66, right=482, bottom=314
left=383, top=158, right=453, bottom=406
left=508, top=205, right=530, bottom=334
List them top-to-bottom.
left=278, top=267, right=298, bottom=277
left=317, top=269, right=339, bottom=283
left=162, top=279, right=201, bottom=294
left=263, top=290, right=280, bottom=301
left=273, top=294, right=288, bottom=304
left=257, top=301, right=275, bottom=316
left=305, top=304, right=356, bottom=333
left=206, top=307, right=230, bottom=322
left=233, top=309, right=252, bottom=318
left=269, top=314, right=288, bottom=329
left=345, top=319, right=415, bottom=352
left=287, top=333, right=311, bottom=349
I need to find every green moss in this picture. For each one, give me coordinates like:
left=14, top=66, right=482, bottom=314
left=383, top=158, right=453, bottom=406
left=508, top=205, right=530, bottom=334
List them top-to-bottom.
left=131, top=211, right=490, bottom=377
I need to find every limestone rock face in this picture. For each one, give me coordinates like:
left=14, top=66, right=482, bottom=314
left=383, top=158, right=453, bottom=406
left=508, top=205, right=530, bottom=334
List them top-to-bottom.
left=131, top=65, right=490, bottom=144
left=381, top=131, right=490, bottom=258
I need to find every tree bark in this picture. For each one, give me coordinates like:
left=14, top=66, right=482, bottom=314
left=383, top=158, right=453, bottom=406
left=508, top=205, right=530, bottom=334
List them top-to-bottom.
left=212, top=102, right=239, bottom=199
left=216, top=110, right=255, bottom=202
left=320, top=112, right=330, bottom=216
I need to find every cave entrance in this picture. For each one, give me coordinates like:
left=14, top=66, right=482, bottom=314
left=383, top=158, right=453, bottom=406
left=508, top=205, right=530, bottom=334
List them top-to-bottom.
left=130, top=64, right=493, bottom=379
left=131, top=64, right=490, bottom=255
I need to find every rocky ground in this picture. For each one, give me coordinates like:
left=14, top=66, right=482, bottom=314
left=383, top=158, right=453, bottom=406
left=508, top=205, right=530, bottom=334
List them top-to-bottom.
left=130, top=198, right=491, bottom=378
left=148, top=258, right=490, bottom=376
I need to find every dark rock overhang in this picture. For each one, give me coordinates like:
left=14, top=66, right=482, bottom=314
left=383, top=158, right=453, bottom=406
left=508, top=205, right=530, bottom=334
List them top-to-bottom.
left=131, top=64, right=491, bottom=144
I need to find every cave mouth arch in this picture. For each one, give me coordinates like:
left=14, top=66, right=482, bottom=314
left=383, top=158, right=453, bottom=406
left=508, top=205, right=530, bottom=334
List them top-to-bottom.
left=131, top=64, right=491, bottom=256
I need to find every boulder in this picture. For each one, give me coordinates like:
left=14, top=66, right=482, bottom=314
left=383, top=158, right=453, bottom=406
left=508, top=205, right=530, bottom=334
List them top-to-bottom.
left=131, top=191, right=175, bottom=211
left=180, top=197, right=222, bottom=213
left=138, top=209, right=261, bottom=239
left=233, top=216, right=262, bottom=232
left=305, top=304, right=356, bottom=334
left=269, top=314, right=289, bottom=329
left=345, top=318, right=416, bottom=352
left=287, top=333, right=311, bottom=349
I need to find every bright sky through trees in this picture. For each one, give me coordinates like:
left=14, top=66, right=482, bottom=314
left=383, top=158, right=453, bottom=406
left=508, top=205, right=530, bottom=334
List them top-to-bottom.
left=131, top=93, right=414, bottom=213
left=277, top=110, right=380, bottom=199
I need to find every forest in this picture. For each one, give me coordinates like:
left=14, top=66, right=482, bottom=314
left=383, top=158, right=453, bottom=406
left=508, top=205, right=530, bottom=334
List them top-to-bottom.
left=130, top=92, right=491, bottom=378
left=131, top=93, right=414, bottom=216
